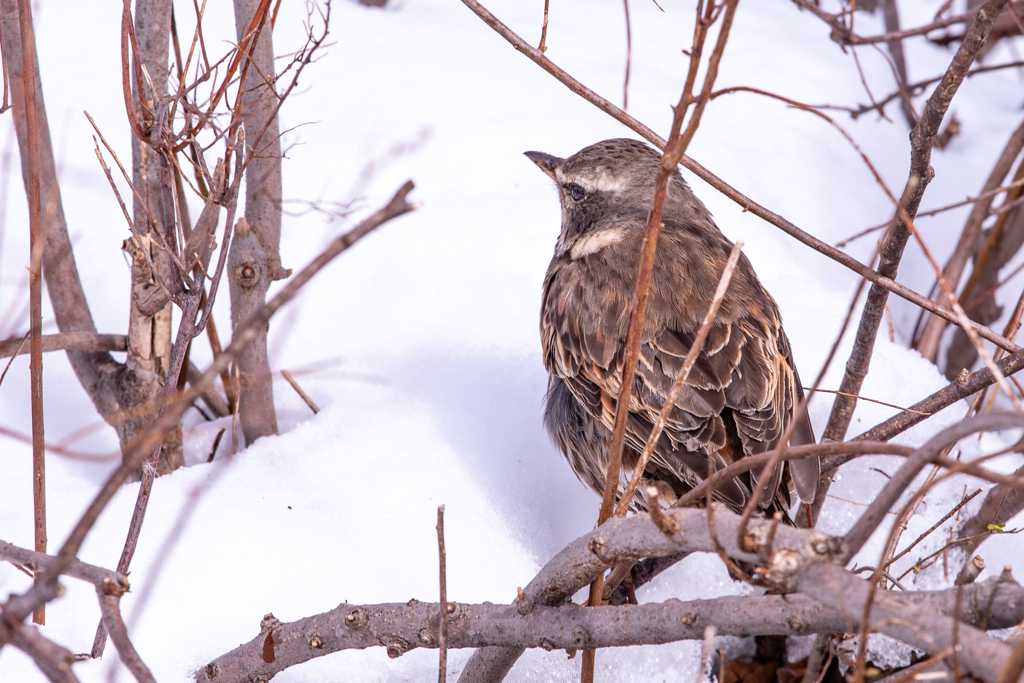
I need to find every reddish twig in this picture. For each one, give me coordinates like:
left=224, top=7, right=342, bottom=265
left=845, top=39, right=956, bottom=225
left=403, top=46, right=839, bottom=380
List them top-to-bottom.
left=16, top=0, right=45, bottom=626
left=584, top=4, right=740, bottom=679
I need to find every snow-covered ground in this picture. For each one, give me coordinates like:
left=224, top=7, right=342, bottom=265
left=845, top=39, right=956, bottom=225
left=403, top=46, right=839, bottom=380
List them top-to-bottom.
left=2, top=0, right=1024, bottom=680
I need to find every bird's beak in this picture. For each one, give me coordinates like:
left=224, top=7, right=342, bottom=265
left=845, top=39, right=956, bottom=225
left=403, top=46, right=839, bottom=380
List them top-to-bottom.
left=524, top=150, right=561, bottom=182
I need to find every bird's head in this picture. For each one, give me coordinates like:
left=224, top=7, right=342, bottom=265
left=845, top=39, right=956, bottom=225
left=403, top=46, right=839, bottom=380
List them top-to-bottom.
left=525, top=138, right=697, bottom=260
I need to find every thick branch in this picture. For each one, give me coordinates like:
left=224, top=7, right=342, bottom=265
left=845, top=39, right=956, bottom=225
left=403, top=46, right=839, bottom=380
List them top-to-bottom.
left=459, top=506, right=842, bottom=682
left=797, top=564, right=1013, bottom=683
left=197, top=574, right=1024, bottom=683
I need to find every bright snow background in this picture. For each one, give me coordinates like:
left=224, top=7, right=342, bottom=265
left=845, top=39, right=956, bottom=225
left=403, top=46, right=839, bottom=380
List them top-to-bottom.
left=2, top=0, right=1024, bottom=680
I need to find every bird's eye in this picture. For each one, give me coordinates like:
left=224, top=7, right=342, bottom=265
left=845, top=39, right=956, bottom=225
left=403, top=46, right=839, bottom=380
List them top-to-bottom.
left=568, top=183, right=585, bottom=201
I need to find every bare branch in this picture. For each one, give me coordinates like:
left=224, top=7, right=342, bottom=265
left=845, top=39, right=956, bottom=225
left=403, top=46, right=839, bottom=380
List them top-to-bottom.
left=823, top=0, right=1011, bottom=446
left=0, top=182, right=417, bottom=648
left=842, top=413, right=1024, bottom=563
left=458, top=505, right=841, bottom=682
left=195, top=530, right=1024, bottom=683
left=797, top=564, right=1013, bottom=683
left=196, top=582, right=1024, bottom=683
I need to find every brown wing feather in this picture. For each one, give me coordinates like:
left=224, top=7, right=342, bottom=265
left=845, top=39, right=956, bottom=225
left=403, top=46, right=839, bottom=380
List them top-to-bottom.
left=541, top=232, right=813, bottom=513
left=543, top=262, right=751, bottom=509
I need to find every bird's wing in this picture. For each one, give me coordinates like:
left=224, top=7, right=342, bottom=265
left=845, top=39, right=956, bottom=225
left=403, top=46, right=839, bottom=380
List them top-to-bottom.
left=541, top=262, right=804, bottom=510
left=545, top=305, right=751, bottom=508
left=712, top=313, right=822, bottom=507
left=579, top=315, right=806, bottom=511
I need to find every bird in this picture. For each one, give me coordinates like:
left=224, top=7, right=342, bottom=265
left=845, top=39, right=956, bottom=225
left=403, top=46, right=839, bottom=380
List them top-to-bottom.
left=527, top=138, right=818, bottom=517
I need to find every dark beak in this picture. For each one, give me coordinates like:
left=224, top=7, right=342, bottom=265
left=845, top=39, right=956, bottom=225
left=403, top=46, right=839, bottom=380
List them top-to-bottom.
left=524, top=150, right=561, bottom=182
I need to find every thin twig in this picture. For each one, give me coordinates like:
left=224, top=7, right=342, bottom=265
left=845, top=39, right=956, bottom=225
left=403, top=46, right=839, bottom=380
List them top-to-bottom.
left=17, top=0, right=45, bottom=627
left=538, top=0, right=549, bottom=52
left=622, top=0, right=631, bottom=110
left=0, top=331, right=29, bottom=384
left=280, top=369, right=319, bottom=414
left=806, top=388, right=930, bottom=416
left=886, top=488, right=983, bottom=570
left=437, top=505, right=448, bottom=683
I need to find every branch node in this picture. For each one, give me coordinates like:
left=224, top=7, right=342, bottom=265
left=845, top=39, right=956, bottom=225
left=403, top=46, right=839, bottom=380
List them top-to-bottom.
left=647, top=486, right=681, bottom=537
left=101, top=575, right=129, bottom=597
left=344, top=608, right=368, bottom=630
left=260, top=612, right=281, bottom=633
left=572, top=625, right=592, bottom=648
left=383, top=635, right=413, bottom=659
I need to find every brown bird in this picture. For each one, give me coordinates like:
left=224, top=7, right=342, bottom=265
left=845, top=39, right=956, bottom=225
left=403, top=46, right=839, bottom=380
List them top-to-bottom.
left=528, top=138, right=818, bottom=515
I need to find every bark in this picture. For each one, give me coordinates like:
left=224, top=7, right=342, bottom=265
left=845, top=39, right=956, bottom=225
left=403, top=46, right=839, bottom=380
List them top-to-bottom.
left=125, top=0, right=182, bottom=476
left=229, top=0, right=286, bottom=446
left=458, top=505, right=842, bottom=682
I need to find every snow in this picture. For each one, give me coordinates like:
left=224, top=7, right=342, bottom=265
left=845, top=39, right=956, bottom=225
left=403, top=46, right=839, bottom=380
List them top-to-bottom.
left=2, top=0, right=1024, bottom=680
